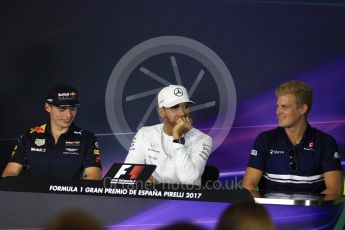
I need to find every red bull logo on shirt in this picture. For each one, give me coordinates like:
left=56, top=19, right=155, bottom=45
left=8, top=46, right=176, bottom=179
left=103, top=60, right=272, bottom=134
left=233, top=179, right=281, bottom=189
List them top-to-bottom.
left=30, top=124, right=46, bottom=134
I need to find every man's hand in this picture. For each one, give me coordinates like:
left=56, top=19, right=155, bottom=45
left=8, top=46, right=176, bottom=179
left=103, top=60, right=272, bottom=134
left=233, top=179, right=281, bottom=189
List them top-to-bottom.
left=172, top=116, right=193, bottom=139
left=83, top=167, right=102, bottom=180
left=146, top=176, right=158, bottom=184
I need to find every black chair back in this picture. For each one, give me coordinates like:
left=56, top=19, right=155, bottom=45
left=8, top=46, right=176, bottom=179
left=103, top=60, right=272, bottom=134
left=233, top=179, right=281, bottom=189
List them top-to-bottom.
left=201, top=165, right=219, bottom=186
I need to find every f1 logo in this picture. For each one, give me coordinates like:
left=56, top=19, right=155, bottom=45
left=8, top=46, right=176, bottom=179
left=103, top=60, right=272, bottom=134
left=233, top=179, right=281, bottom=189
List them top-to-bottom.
left=113, top=164, right=145, bottom=180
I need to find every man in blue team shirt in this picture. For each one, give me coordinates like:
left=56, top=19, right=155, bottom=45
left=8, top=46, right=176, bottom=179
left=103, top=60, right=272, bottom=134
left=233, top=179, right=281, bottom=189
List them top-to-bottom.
left=242, top=80, right=343, bottom=194
left=2, top=84, right=102, bottom=180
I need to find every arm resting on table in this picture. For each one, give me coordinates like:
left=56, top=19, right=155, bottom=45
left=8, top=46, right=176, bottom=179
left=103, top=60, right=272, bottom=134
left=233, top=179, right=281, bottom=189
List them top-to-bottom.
left=2, top=162, right=23, bottom=177
left=241, top=167, right=263, bottom=191
left=322, top=170, right=343, bottom=195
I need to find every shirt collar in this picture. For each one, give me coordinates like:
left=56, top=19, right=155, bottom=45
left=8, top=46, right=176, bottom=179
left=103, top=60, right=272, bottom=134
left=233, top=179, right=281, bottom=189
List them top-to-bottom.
left=45, top=122, right=78, bottom=136
left=282, top=123, right=315, bottom=148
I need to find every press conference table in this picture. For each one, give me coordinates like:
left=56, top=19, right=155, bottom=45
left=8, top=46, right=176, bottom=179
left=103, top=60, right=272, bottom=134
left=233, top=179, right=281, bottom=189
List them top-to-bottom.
left=0, top=177, right=344, bottom=230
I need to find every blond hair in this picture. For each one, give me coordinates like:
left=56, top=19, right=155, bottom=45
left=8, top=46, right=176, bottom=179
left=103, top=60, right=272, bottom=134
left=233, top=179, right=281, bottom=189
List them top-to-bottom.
left=275, top=80, right=312, bottom=114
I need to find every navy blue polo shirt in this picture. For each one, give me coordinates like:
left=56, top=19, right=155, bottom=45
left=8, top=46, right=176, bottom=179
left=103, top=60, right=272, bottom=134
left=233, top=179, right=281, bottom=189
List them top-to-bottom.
left=9, top=123, right=102, bottom=179
left=247, top=124, right=341, bottom=193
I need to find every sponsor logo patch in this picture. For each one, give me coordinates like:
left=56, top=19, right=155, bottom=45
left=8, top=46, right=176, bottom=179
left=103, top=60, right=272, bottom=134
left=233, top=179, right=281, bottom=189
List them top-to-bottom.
left=174, top=88, right=183, bottom=97
left=57, top=92, right=77, bottom=100
left=30, top=124, right=46, bottom=134
left=35, top=138, right=45, bottom=147
left=65, top=141, right=80, bottom=147
left=148, top=142, right=159, bottom=153
left=151, top=142, right=158, bottom=148
left=31, top=147, right=46, bottom=152
left=63, top=147, right=79, bottom=155
left=303, top=147, right=315, bottom=151
left=65, top=148, right=78, bottom=152
left=148, top=148, right=160, bottom=153
left=250, top=149, right=257, bottom=156
left=269, top=149, right=285, bottom=155
left=63, top=151, right=79, bottom=155
left=334, top=152, right=340, bottom=159
left=148, top=154, right=157, bottom=161
left=96, top=157, right=101, bottom=164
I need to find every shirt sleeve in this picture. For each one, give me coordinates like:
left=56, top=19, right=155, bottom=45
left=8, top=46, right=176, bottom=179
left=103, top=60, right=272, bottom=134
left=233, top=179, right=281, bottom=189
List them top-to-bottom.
left=124, top=129, right=146, bottom=164
left=247, top=132, right=267, bottom=171
left=83, top=133, right=102, bottom=169
left=172, top=133, right=212, bottom=185
left=9, top=134, right=27, bottom=165
left=322, top=135, right=342, bottom=172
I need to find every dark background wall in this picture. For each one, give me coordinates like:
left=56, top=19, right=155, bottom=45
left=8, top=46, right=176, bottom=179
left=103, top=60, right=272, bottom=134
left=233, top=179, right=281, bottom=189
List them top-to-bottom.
left=1, top=0, right=345, bottom=179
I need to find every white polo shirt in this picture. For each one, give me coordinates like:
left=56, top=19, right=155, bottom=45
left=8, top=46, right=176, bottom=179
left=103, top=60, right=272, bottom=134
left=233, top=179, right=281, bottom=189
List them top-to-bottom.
left=124, top=124, right=212, bottom=185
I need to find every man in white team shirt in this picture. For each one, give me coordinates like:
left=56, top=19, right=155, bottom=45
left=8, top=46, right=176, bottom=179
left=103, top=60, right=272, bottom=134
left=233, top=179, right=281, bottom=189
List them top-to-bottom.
left=124, top=85, right=212, bottom=185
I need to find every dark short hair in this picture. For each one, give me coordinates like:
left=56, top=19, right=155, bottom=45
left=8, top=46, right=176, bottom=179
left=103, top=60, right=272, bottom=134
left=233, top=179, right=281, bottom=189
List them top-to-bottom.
left=216, top=202, right=275, bottom=230
left=45, top=209, right=103, bottom=230
left=158, top=221, right=205, bottom=230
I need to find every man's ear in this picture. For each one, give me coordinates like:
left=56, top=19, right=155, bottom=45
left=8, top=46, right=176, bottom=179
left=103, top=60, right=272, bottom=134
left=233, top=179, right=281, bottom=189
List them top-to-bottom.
left=45, top=103, right=51, bottom=113
left=300, top=104, right=308, bottom=115
left=158, top=108, right=166, bottom=118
